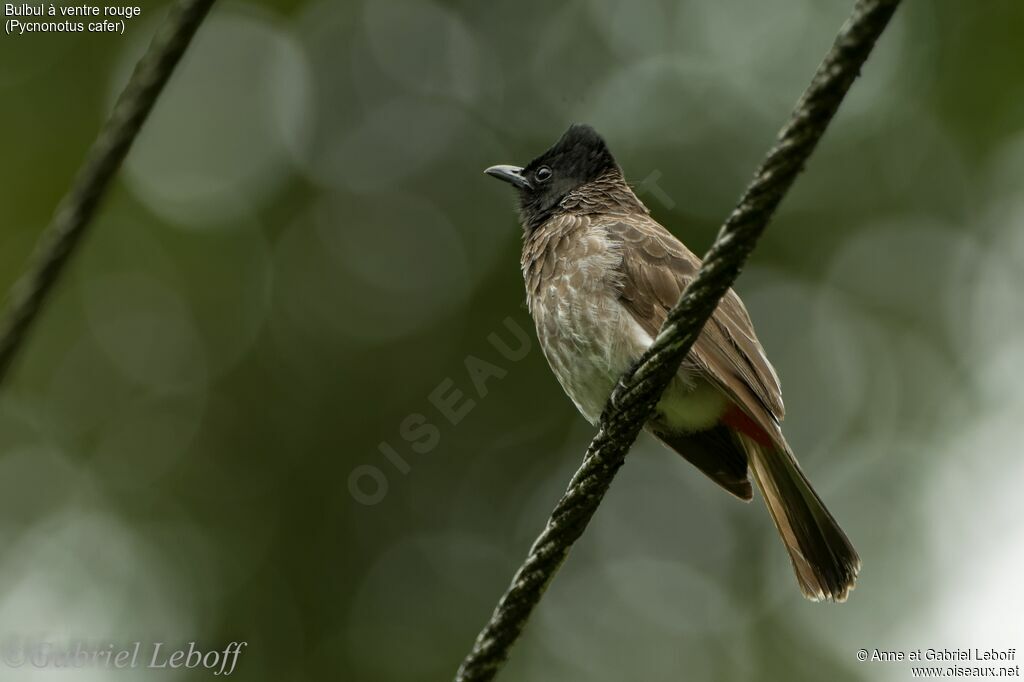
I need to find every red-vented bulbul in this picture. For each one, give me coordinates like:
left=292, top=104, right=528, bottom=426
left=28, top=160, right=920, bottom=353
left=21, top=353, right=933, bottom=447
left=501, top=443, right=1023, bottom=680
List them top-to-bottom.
left=485, top=124, right=859, bottom=602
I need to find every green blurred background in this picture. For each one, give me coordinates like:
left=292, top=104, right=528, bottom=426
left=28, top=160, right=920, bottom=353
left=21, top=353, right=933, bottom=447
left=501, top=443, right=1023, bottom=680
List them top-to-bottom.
left=2, top=0, right=1023, bottom=680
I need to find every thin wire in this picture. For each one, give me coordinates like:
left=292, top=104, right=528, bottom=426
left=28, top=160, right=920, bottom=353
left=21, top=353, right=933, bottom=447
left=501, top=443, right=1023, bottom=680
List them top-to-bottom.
left=0, top=0, right=218, bottom=385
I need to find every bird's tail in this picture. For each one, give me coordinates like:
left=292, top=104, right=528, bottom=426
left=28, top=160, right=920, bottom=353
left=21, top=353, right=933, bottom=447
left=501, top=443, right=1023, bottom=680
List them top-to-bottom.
left=737, top=434, right=860, bottom=602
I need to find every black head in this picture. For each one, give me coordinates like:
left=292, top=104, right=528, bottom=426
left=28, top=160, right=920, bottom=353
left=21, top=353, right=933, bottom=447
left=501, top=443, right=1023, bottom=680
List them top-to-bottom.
left=485, top=124, right=620, bottom=231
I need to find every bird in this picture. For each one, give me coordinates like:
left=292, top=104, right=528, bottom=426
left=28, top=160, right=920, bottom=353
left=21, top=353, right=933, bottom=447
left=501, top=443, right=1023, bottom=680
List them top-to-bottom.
left=484, top=124, right=860, bottom=602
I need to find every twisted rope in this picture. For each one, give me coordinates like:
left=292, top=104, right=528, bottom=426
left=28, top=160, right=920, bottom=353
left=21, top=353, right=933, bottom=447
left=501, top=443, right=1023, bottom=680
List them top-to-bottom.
left=456, top=1, right=902, bottom=679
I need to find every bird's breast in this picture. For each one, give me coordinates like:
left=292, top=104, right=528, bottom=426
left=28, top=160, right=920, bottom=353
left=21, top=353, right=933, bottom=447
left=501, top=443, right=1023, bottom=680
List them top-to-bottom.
left=522, top=220, right=729, bottom=432
left=524, top=226, right=647, bottom=423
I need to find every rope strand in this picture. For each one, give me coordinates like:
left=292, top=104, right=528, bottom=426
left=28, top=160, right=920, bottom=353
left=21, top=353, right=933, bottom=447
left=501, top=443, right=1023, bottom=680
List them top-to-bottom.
left=455, top=2, right=902, bottom=679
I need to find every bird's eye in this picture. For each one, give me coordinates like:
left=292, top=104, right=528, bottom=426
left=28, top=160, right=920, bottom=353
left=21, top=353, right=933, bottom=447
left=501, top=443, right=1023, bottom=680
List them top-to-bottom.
left=535, top=166, right=552, bottom=183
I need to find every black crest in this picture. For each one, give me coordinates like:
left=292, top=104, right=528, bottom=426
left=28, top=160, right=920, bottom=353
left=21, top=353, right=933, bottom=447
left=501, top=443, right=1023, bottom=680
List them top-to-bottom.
left=485, top=124, right=626, bottom=231
left=517, top=124, right=620, bottom=231
left=523, top=124, right=618, bottom=185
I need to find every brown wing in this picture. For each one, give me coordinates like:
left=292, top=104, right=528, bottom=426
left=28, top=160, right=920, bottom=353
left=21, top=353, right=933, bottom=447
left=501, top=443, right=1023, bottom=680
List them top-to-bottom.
left=604, top=216, right=786, bottom=446
left=606, top=216, right=862, bottom=598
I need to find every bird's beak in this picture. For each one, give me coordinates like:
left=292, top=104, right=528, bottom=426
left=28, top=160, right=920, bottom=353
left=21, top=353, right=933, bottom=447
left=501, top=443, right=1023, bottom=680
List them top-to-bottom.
left=484, top=165, right=531, bottom=190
